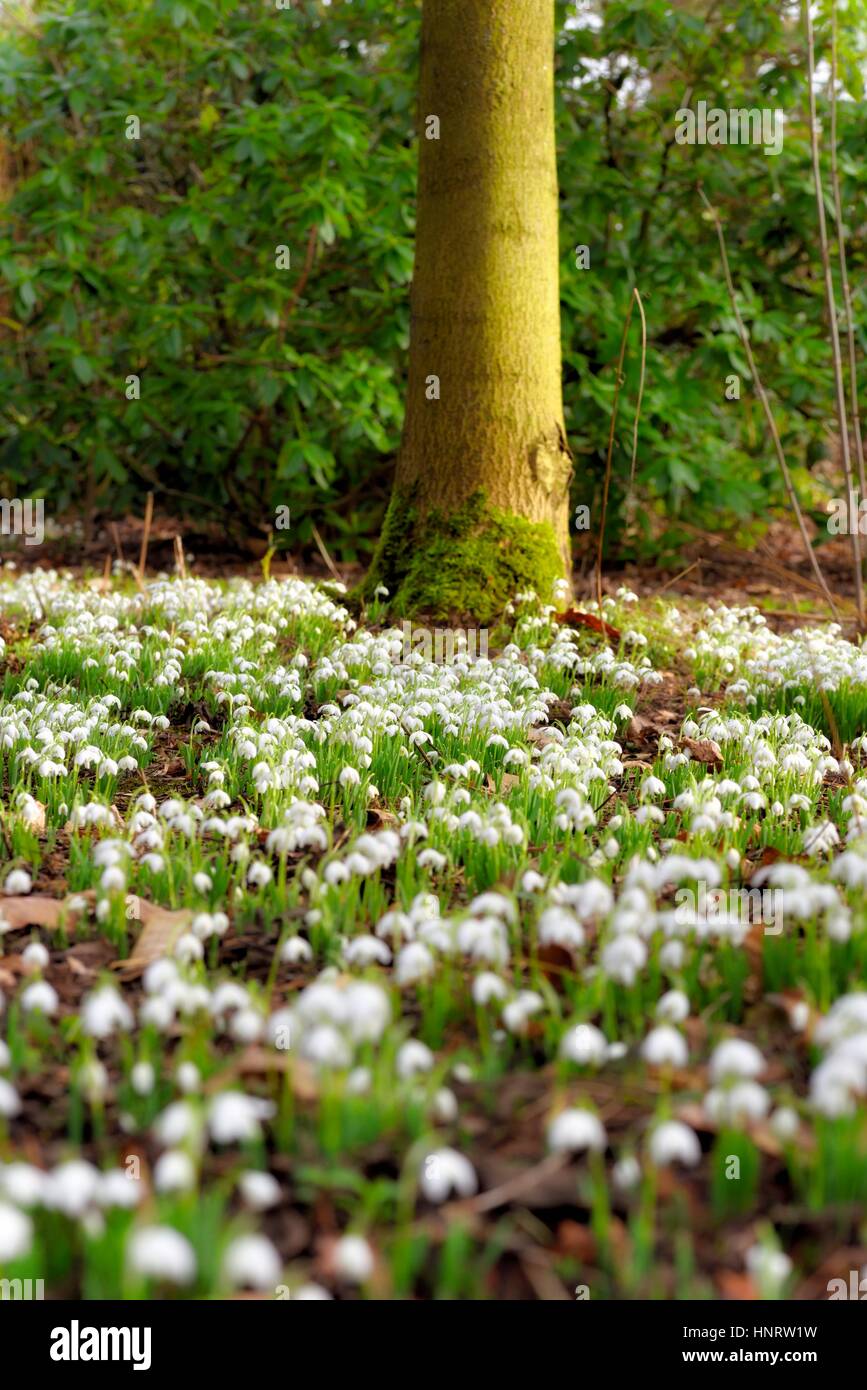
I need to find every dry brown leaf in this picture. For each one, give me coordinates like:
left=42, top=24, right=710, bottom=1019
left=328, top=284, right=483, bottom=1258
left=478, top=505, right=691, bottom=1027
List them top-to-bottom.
left=681, top=736, right=724, bottom=767
left=0, top=894, right=90, bottom=931
left=114, top=899, right=194, bottom=979
left=716, top=1270, right=759, bottom=1300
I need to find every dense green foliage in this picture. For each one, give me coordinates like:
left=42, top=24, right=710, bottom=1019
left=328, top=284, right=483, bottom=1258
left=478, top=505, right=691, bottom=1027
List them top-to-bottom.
left=1, top=0, right=866, bottom=558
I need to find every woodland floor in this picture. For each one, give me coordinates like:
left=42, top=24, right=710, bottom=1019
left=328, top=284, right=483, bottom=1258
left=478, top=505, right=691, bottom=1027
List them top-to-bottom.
left=0, top=519, right=866, bottom=1300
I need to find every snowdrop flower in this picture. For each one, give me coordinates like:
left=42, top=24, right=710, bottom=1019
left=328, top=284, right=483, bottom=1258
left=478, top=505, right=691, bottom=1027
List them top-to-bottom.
left=338, top=766, right=361, bottom=789
left=247, top=861, right=273, bottom=888
left=3, top=868, right=32, bottom=896
left=601, top=934, right=646, bottom=985
left=343, top=935, right=391, bottom=967
left=21, top=941, right=49, bottom=972
left=396, top=942, right=436, bottom=986
left=471, top=972, right=509, bottom=1009
left=20, top=980, right=59, bottom=1017
left=82, top=984, right=134, bottom=1039
left=655, top=989, right=690, bottom=1024
left=502, top=990, right=544, bottom=1035
left=560, top=1022, right=608, bottom=1066
left=641, top=1026, right=688, bottom=1068
left=709, top=1038, right=764, bottom=1083
left=397, top=1039, right=435, bottom=1079
left=176, top=1062, right=201, bottom=1094
left=0, top=1078, right=21, bottom=1118
left=705, top=1081, right=770, bottom=1126
left=208, top=1092, right=274, bottom=1144
left=770, top=1106, right=800, bottom=1142
left=547, top=1108, right=607, bottom=1154
left=648, top=1120, right=701, bottom=1167
left=420, top=1148, right=478, bottom=1203
left=154, top=1150, right=196, bottom=1194
left=612, top=1154, right=642, bottom=1192
left=47, top=1160, right=100, bottom=1217
left=0, top=1163, right=46, bottom=1207
left=99, top=1169, right=142, bottom=1210
left=238, top=1170, right=281, bottom=1210
left=0, top=1202, right=32, bottom=1262
left=128, top=1226, right=196, bottom=1285
left=333, top=1233, right=374, bottom=1284
left=223, top=1234, right=282, bottom=1289
left=746, top=1244, right=791, bottom=1293
left=294, top=1282, right=333, bottom=1300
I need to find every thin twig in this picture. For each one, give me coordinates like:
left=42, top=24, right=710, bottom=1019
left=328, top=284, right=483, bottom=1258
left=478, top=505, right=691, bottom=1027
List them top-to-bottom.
left=804, top=0, right=864, bottom=629
left=829, top=0, right=866, bottom=499
left=698, top=185, right=839, bottom=621
left=596, top=287, right=646, bottom=611
left=137, top=493, right=153, bottom=583
left=311, top=523, right=342, bottom=584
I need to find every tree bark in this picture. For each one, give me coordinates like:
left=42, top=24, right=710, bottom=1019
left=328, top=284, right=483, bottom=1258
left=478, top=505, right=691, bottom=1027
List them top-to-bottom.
left=365, top=0, right=573, bottom=621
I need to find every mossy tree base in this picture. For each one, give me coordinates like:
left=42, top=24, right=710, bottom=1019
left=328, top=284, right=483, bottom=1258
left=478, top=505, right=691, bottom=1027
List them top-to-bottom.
left=362, top=489, right=563, bottom=624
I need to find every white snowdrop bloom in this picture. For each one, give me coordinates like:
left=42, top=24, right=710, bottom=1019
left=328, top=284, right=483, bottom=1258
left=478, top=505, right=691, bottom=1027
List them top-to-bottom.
left=338, top=766, right=361, bottom=788
left=640, top=775, right=666, bottom=801
left=802, top=820, right=839, bottom=855
left=417, top=848, right=447, bottom=871
left=247, top=861, right=273, bottom=888
left=324, top=861, right=350, bottom=886
left=100, top=865, right=126, bottom=894
left=3, top=868, right=32, bottom=896
left=521, top=870, right=546, bottom=893
left=192, top=872, right=213, bottom=894
left=468, top=892, right=516, bottom=924
left=538, top=906, right=584, bottom=950
left=174, top=933, right=204, bottom=964
left=601, top=933, right=646, bottom=985
left=281, top=934, right=313, bottom=965
left=343, top=935, right=391, bottom=967
left=659, top=940, right=685, bottom=971
left=21, top=941, right=49, bottom=972
left=396, top=941, right=436, bottom=986
left=143, top=958, right=178, bottom=995
left=472, top=972, right=510, bottom=1006
left=20, top=980, right=59, bottom=1017
left=82, top=984, right=134, bottom=1039
left=655, top=989, right=690, bottom=1024
left=502, top=990, right=544, bottom=1035
left=230, top=1008, right=265, bottom=1045
left=560, top=1022, right=608, bottom=1066
left=301, top=1024, right=352, bottom=1070
left=641, top=1026, right=688, bottom=1068
left=709, top=1038, right=765, bottom=1083
left=397, top=1039, right=435, bottom=1080
left=0, top=1040, right=8, bottom=1069
left=130, top=1061, right=154, bottom=1095
left=176, top=1062, right=201, bottom=1094
left=346, top=1066, right=372, bottom=1095
left=0, top=1078, right=21, bottom=1117
left=705, top=1081, right=770, bottom=1126
left=433, top=1087, right=458, bottom=1123
left=208, top=1092, right=274, bottom=1144
left=153, top=1100, right=200, bottom=1147
left=770, top=1106, right=800, bottom=1142
left=547, top=1108, right=607, bottom=1154
left=648, top=1120, right=701, bottom=1167
left=420, top=1147, right=478, bottom=1203
left=154, top=1150, right=196, bottom=1194
left=612, top=1154, right=642, bottom=1192
left=47, top=1160, right=100, bottom=1217
left=0, top=1162, right=46, bottom=1207
left=99, top=1169, right=142, bottom=1210
left=238, top=1170, right=281, bottom=1210
left=0, top=1202, right=32, bottom=1262
left=128, top=1226, right=196, bottom=1285
left=223, top=1233, right=282, bottom=1290
left=333, top=1233, right=374, bottom=1284
left=746, top=1244, right=791, bottom=1291
left=294, top=1282, right=333, bottom=1300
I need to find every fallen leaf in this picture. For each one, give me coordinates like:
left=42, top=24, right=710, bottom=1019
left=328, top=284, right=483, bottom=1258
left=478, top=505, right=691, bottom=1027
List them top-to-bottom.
left=554, top=610, right=622, bottom=643
left=681, top=736, right=724, bottom=767
left=0, top=894, right=89, bottom=931
left=114, top=899, right=195, bottom=979
left=716, top=1270, right=759, bottom=1300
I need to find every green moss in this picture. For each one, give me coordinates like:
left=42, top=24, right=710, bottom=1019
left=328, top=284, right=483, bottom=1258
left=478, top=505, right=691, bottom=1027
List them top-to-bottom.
left=360, top=489, right=563, bottom=623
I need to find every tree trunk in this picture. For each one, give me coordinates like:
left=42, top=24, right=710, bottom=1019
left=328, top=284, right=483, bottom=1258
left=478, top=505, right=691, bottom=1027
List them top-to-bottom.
left=365, top=0, right=573, bottom=622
